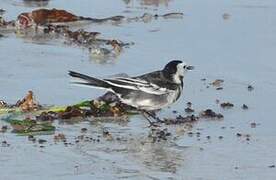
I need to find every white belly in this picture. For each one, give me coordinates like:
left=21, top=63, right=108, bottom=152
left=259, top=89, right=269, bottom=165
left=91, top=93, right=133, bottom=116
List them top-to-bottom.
left=119, top=88, right=181, bottom=111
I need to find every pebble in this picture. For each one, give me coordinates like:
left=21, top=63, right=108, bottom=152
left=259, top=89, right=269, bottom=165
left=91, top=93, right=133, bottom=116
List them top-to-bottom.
left=248, top=85, right=254, bottom=91
left=242, top=104, right=248, bottom=110
left=250, top=122, right=257, bottom=128
left=81, top=128, right=88, bottom=133
left=38, top=139, right=47, bottom=144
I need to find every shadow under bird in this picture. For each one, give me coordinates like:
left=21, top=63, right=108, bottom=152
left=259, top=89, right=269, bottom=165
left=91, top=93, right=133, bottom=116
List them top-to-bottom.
left=69, top=60, right=194, bottom=124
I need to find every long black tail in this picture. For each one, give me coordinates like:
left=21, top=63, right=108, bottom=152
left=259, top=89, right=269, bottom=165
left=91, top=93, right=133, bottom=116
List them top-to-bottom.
left=68, top=71, right=109, bottom=89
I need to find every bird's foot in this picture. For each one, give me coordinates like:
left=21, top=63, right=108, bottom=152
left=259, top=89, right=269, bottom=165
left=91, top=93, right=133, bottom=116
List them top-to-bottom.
left=141, top=110, right=162, bottom=127
left=147, top=120, right=161, bottom=128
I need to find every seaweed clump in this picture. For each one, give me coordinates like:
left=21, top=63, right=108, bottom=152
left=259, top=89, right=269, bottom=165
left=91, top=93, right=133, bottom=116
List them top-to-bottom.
left=15, top=91, right=41, bottom=112
left=37, top=92, right=131, bottom=121
left=220, top=102, right=234, bottom=109
left=200, top=109, right=224, bottom=119
left=163, top=115, right=198, bottom=125
left=9, top=119, right=55, bottom=135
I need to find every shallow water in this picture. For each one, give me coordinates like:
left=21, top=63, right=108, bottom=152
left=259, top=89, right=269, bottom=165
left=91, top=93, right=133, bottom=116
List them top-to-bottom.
left=1, top=0, right=276, bottom=179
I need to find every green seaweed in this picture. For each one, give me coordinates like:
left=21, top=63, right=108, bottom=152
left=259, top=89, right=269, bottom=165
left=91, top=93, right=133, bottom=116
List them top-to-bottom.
left=73, top=100, right=91, bottom=108
left=99, top=103, right=111, bottom=112
left=46, top=106, right=67, bottom=113
left=0, top=108, right=20, bottom=115
left=10, top=119, right=55, bottom=135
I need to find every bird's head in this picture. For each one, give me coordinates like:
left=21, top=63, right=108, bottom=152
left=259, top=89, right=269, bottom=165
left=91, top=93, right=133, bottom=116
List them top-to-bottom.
left=163, top=60, right=194, bottom=84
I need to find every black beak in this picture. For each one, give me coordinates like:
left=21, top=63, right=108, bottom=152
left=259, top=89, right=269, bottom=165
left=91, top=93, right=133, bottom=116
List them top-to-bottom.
left=186, top=65, right=194, bottom=70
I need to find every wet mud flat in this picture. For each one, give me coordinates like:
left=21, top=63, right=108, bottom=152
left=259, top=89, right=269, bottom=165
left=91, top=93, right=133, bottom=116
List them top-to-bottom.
left=1, top=0, right=276, bottom=179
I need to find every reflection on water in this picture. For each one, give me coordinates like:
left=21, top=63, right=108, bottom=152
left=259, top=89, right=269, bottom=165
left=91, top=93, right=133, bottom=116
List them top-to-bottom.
left=22, top=0, right=50, bottom=7
left=123, top=0, right=172, bottom=7
left=141, top=0, right=172, bottom=7
left=11, top=29, right=122, bottom=64
left=15, top=29, right=63, bottom=45
left=74, top=129, right=185, bottom=177
left=132, top=142, right=183, bottom=173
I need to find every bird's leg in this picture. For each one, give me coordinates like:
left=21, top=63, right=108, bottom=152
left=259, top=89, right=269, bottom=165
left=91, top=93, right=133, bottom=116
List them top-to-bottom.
left=141, top=110, right=160, bottom=127
left=144, top=110, right=163, bottom=123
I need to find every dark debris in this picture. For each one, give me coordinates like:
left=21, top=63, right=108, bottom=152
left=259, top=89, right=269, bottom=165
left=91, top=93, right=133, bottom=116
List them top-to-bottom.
left=247, top=85, right=254, bottom=91
left=220, top=102, right=234, bottom=109
left=242, top=104, right=248, bottom=110
left=185, top=107, right=194, bottom=113
left=200, top=109, right=224, bottom=119
left=163, top=115, right=198, bottom=125
left=0, top=125, right=8, bottom=133
left=148, top=128, right=171, bottom=142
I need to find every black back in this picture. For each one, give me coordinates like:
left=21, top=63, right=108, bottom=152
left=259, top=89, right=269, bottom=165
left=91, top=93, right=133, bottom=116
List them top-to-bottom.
left=134, top=61, right=183, bottom=90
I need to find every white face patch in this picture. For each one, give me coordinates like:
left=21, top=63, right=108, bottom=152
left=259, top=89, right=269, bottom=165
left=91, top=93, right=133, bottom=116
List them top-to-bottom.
left=173, top=62, right=187, bottom=84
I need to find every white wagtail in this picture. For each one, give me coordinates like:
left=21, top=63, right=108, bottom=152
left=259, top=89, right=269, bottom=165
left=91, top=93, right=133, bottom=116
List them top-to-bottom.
left=69, top=60, right=193, bottom=124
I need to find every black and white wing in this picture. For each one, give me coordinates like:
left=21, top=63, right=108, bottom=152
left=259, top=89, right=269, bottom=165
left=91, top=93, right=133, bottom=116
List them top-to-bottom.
left=69, top=70, right=171, bottom=95
left=102, top=76, right=169, bottom=95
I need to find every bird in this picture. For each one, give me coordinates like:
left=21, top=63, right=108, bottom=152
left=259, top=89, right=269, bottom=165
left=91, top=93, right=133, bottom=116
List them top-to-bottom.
left=69, top=60, right=193, bottom=124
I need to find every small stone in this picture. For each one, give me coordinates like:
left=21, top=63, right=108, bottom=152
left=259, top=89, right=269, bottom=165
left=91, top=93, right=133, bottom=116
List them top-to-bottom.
left=222, top=13, right=231, bottom=20
left=211, top=79, right=224, bottom=87
left=248, top=85, right=254, bottom=91
left=186, top=102, right=192, bottom=107
left=220, top=102, right=234, bottom=108
left=242, top=104, right=248, bottom=110
left=185, top=107, right=194, bottom=113
left=200, top=109, right=224, bottom=119
left=172, top=110, right=178, bottom=114
left=250, top=122, right=257, bottom=128
left=0, top=125, right=8, bottom=133
left=81, top=128, right=88, bottom=133
left=187, top=132, right=193, bottom=137
left=54, top=133, right=66, bottom=141
left=236, top=133, right=242, bottom=137
left=28, top=135, right=36, bottom=142
left=38, top=139, right=47, bottom=144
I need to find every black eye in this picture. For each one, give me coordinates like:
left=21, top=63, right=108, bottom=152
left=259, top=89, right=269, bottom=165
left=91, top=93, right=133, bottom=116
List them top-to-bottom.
left=183, top=65, right=187, bottom=69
